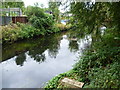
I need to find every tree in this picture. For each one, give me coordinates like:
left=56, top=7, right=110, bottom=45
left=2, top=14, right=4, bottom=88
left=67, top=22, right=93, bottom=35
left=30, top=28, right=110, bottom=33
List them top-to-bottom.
left=1, top=0, right=25, bottom=11
left=48, top=1, right=61, bottom=23
left=69, top=1, right=120, bottom=42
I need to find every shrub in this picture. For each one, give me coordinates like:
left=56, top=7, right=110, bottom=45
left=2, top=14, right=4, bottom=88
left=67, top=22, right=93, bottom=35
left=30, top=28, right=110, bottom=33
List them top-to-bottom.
left=26, top=6, right=59, bottom=34
left=2, top=23, right=37, bottom=43
left=45, top=28, right=120, bottom=88
left=72, top=28, right=120, bottom=88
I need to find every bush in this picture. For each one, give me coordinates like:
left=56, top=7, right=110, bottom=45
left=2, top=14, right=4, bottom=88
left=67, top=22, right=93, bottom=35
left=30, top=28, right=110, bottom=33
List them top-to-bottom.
left=2, top=6, right=71, bottom=43
left=26, top=6, right=59, bottom=34
left=2, top=23, right=37, bottom=43
left=2, top=24, right=21, bottom=43
left=45, top=28, right=120, bottom=88
left=72, top=28, right=120, bottom=88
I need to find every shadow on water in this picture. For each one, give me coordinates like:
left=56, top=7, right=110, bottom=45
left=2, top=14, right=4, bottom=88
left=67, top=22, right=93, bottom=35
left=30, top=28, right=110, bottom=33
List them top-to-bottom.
left=1, top=30, right=92, bottom=88
left=2, top=31, right=64, bottom=63
left=69, top=40, right=79, bottom=53
left=16, top=53, right=26, bottom=66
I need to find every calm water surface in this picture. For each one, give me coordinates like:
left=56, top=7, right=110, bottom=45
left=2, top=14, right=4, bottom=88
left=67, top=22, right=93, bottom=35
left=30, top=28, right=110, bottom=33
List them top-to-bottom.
left=1, top=31, right=91, bottom=88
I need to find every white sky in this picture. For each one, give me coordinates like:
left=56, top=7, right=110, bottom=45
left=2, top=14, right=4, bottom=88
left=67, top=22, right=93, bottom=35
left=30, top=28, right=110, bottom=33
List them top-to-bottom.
left=22, top=0, right=96, bottom=13
left=23, top=0, right=49, bottom=8
left=23, top=0, right=65, bottom=13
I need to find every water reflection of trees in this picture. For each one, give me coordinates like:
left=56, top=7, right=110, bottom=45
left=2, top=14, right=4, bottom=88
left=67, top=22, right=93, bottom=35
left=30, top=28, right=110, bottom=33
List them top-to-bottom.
left=13, top=30, right=99, bottom=66
left=67, top=30, right=79, bottom=52
left=3, top=32, right=66, bottom=66
left=27, top=33, right=62, bottom=63
left=15, top=34, right=61, bottom=66
left=29, top=34, right=61, bottom=62
left=48, top=34, right=61, bottom=58
left=27, top=37, right=46, bottom=62
left=69, top=40, right=79, bottom=52
left=48, top=45, right=60, bottom=58
left=28, top=48, right=46, bottom=63
left=15, top=53, right=26, bottom=66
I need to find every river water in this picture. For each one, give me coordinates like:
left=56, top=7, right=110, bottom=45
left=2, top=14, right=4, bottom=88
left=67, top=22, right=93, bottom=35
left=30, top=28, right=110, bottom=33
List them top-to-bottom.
left=1, top=30, right=91, bottom=88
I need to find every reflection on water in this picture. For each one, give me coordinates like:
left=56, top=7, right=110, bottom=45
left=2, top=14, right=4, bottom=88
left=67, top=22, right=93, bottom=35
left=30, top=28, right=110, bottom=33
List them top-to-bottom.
left=1, top=30, right=91, bottom=88
left=69, top=41, right=79, bottom=53
left=16, top=53, right=26, bottom=66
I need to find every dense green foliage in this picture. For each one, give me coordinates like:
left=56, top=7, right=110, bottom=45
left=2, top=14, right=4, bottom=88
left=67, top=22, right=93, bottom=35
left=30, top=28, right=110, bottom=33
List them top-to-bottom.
left=1, top=0, right=24, bottom=8
left=1, top=0, right=25, bottom=16
left=1, top=0, right=25, bottom=15
left=1, top=1, right=120, bottom=88
left=45, top=1, right=120, bottom=88
left=48, top=1, right=61, bottom=23
left=70, top=2, right=120, bottom=39
left=2, top=4, right=70, bottom=43
left=26, top=6, right=59, bottom=34
left=2, top=22, right=68, bottom=43
left=2, top=23, right=36, bottom=43
left=45, top=27, right=120, bottom=88
left=73, top=28, right=120, bottom=88
left=45, top=70, right=78, bottom=89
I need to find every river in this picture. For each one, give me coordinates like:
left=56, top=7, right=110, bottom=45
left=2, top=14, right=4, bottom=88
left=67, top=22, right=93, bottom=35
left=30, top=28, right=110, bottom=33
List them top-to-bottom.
left=1, top=30, right=91, bottom=88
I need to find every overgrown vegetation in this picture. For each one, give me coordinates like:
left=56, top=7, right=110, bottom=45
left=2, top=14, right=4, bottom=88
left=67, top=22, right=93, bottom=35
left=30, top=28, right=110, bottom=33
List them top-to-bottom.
left=1, top=0, right=120, bottom=88
left=45, top=1, right=120, bottom=89
left=48, top=1, right=61, bottom=23
left=2, top=5, right=69, bottom=43
left=26, top=5, right=60, bottom=34
left=2, top=22, right=68, bottom=43
left=2, top=23, right=36, bottom=43
left=45, top=27, right=120, bottom=88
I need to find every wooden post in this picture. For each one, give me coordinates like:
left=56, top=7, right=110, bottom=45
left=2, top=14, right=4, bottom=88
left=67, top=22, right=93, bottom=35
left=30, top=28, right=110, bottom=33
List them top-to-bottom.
left=61, top=78, right=84, bottom=88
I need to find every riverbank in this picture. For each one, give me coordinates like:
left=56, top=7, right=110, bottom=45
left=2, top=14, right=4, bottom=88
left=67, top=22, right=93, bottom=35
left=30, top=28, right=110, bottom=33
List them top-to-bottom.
left=1, top=22, right=71, bottom=44
left=45, top=27, right=120, bottom=88
left=1, top=30, right=81, bottom=88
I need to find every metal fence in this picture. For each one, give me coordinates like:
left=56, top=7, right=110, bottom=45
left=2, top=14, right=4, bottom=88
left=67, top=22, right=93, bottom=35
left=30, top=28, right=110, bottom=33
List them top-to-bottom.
left=0, top=8, right=28, bottom=25
left=0, top=16, right=12, bottom=25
